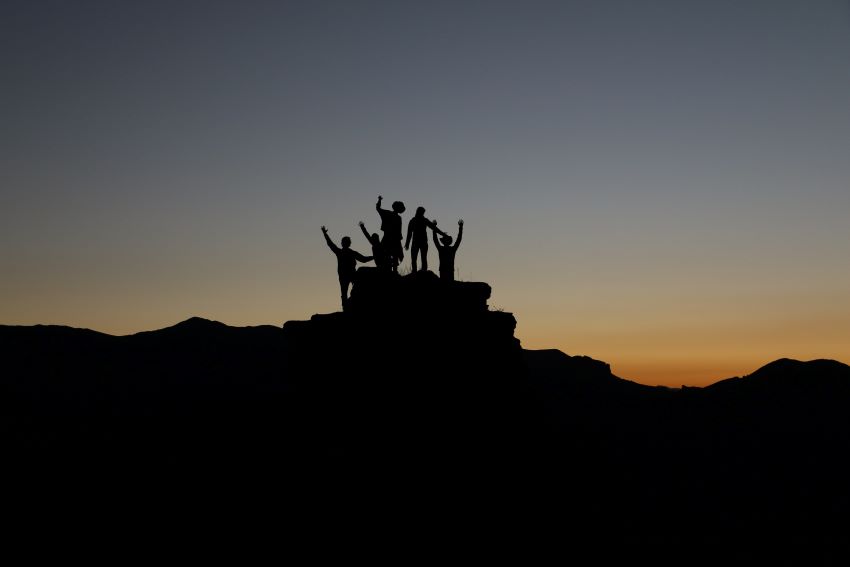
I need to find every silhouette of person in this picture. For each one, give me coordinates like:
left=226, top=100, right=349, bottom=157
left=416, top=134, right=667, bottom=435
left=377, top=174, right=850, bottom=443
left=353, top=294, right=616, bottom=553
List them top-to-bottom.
left=375, top=195, right=405, bottom=273
left=405, top=206, right=447, bottom=273
left=433, top=219, right=463, bottom=281
left=359, top=221, right=389, bottom=271
left=322, top=226, right=373, bottom=308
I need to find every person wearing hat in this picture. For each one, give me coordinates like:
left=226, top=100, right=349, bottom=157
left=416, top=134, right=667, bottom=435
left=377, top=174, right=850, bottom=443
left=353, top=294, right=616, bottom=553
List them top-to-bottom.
left=405, top=206, right=447, bottom=273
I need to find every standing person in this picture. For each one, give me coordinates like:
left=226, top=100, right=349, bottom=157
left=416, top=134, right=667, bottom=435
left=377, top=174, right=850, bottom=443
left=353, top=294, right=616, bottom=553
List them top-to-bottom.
left=375, top=195, right=405, bottom=273
left=405, top=206, right=447, bottom=273
left=433, top=219, right=464, bottom=281
left=359, top=221, right=388, bottom=271
left=321, top=226, right=373, bottom=309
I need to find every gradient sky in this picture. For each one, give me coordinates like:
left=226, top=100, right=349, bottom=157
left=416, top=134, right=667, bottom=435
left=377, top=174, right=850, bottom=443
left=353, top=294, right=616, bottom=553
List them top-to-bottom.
left=3, top=0, right=849, bottom=386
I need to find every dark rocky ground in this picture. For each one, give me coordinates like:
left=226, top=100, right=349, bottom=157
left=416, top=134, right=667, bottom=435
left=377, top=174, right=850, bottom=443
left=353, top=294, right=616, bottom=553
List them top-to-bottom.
left=2, top=270, right=848, bottom=558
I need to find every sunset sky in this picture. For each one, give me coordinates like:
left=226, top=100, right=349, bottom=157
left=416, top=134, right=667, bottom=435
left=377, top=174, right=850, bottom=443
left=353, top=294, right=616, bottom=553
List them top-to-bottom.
left=3, top=0, right=849, bottom=386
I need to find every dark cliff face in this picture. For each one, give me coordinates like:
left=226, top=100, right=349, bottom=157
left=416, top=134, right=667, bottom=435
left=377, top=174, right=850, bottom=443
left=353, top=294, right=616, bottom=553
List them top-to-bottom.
left=281, top=269, right=534, bottom=466
left=283, top=270, right=523, bottom=378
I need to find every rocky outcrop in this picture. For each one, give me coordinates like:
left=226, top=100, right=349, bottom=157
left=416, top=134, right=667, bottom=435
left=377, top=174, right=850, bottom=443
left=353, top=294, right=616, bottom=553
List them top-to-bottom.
left=281, top=269, right=533, bottom=459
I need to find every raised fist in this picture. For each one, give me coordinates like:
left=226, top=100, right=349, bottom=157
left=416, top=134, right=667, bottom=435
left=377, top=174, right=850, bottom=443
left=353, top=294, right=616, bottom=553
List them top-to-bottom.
left=458, top=219, right=464, bottom=226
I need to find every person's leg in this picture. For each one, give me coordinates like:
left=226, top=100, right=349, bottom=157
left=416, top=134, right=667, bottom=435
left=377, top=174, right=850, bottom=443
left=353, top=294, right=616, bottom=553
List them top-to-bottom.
left=381, top=236, right=396, bottom=273
left=393, top=241, right=403, bottom=272
left=413, top=243, right=426, bottom=272
left=421, top=243, right=428, bottom=271
left=410, top=245, right=419, bottom=272
left=339, top=277, right=350, bottom=308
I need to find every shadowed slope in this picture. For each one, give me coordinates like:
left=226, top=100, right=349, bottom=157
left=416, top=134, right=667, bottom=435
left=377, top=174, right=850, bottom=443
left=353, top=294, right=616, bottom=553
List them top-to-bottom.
left=281, top=269, right=534, bottom=470
left=2, top=275, right=850, bottom=548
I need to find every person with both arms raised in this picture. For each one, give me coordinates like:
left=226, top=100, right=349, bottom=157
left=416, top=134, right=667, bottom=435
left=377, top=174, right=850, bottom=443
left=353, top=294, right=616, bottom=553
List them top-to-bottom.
left=405, top=206, right=447, bottom=273
left=433, top=219, right=463, bottom=281
left=321, top=225, right=373, bottom=309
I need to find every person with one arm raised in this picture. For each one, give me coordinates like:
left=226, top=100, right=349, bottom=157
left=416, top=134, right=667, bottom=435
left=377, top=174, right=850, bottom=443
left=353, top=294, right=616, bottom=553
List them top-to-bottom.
left=375, top=195, right=405, bottom=273
left=405, top=206, right=447, bottom=273
left=433, top=219, right=463, bottom=281
left=359, top=220, right=388, bottom=272
left=322, top=225, right=373, bottom=309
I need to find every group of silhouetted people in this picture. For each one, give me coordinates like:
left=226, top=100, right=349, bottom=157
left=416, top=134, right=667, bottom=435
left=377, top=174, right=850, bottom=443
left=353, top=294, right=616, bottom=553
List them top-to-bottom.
left=322, top=196, right=464, bottom=308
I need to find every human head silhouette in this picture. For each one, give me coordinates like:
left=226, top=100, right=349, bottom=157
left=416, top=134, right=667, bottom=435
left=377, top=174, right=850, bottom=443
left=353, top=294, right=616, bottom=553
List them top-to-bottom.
left=392, top=201, right=406, bottom=214
left=416, top=206, right=425, bottom=217
left=441, top=235, right=453, bottom=246
left=341, top=236, right=352, bottom=248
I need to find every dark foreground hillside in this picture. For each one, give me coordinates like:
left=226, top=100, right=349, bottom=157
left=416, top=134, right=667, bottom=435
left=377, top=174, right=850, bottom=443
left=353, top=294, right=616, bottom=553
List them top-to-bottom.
left=2, top=270, right=849, bottom=555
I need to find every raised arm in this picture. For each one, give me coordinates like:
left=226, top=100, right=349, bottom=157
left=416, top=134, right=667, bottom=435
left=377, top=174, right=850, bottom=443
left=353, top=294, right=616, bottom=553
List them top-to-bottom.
left=376, top=195, right=384, bottom=212
left=426, top=218, right=448, bottom=238
left=453, top=219, right=464, bottom=250
left=359, top=221, right=371, bottom=242
left=432, top=225, right=442, bottom=249
left=321, top=226, right=339, bottom=253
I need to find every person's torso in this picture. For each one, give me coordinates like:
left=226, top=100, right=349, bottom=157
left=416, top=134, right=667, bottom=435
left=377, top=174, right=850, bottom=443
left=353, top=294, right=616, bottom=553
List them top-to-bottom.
left=381, top=211, right=402, bottom=237
left=410, top=217, right=429, bottom=241
left=438, top=247, right=455, bottom=265
left=337, top=249, right=358, bottom=273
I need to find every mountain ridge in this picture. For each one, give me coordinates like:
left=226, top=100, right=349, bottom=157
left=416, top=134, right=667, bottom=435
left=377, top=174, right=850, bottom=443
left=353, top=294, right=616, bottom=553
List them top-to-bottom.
left=2, top=273, right=849, bottom=544
left=5, top=316, right=844, bottom=389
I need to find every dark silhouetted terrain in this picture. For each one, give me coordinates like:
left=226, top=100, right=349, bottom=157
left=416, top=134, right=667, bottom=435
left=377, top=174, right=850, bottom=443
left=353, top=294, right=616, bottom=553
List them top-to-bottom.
left=2, top=271, right=848, bottom=555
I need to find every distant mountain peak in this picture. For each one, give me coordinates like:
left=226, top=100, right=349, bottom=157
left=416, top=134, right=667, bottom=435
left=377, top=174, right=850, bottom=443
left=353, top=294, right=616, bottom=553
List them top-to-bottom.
left=127, top=316, right=231, bottom=338
left=172, top=316, right=226, bottom=329
left=706, top=357, right=850, bottom=393
left=749, top=357, right=850, bottom=379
